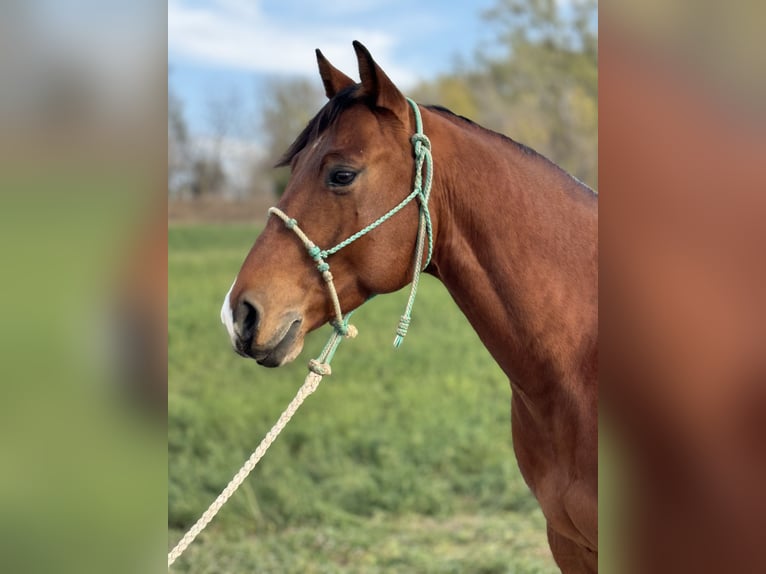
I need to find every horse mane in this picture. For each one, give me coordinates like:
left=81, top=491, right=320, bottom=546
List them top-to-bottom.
left=277, top=86, right=540, bottom=168
left=277, top=90, right=542, bottom=169
left=277, top=92, right=594, bottom=194
left=424, top=104, right=541, bottom=158
left=426, top=105, right=596, bottom=195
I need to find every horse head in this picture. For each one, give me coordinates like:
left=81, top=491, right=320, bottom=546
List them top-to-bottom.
left=222, top=41, right=431, bottom=366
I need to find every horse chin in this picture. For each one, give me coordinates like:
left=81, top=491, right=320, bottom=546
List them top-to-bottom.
left=252, top=321, right=305, bottom=368
left=256, top=337, right=304, bottom=368
left=280, top=337, right=305, bottom=365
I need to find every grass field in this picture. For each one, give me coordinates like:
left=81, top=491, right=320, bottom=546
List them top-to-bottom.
left=168, top=224, right=557, bottom=573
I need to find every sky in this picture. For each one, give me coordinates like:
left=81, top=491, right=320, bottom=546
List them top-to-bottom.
left=168, top=0, right=498, bottom=140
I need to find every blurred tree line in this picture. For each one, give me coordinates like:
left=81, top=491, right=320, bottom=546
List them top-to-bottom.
left=168, top=0, right=597, bottom=199
left=412, top=0, right=597, bottom=187
left=168, top=82, right=256, bottom=199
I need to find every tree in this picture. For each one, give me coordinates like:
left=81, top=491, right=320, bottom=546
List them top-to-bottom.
left=412, top=0, right=597, bottom=188
left=480, top=0, right=598, bottom=186
left=257, top=77, right=324, bottom=197
left=168, top=81, right=191, bottom=196
left=204, top=90, right=245, bottom=196
left=189, top=157, right=225, bottom=198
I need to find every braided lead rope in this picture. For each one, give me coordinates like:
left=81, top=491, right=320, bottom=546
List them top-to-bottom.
left=168, top=99, right=432, bottom=569
left=167, top=312, right=356, bottom=568
left=168, top=371, right=322, bottom=568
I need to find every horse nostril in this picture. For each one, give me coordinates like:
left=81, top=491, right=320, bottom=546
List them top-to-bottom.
left=234, top=298, right=260, bottom=346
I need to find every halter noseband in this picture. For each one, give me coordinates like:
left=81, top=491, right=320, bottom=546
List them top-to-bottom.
left=267, top=98, right=433, bottom=375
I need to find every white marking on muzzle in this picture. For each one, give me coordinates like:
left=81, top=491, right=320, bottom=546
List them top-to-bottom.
left=221, top=280, right=237, bottom=344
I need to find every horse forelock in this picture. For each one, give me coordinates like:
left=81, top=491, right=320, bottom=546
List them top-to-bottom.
left=276, top=85, right=368, bottom=168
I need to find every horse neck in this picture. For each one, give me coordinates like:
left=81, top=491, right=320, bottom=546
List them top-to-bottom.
left=424, top=109, right=598, bottom=397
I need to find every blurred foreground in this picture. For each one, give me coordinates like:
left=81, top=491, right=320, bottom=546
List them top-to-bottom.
left=0, top=2, right=167, bottom=573
left=601, top=2, right=766, bottom=572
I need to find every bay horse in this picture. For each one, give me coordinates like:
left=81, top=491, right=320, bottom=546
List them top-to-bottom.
left=221, top=41, right=598, bottom=572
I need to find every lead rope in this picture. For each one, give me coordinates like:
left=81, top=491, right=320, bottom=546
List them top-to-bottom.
left=168, top=98, right=431, bottom=568
left=167, top=314, right=355, bottom=568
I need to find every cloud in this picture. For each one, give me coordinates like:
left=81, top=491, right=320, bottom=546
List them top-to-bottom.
left=168, top=0, right=418, bottom=86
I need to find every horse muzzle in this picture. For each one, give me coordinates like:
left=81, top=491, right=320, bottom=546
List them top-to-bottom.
left=222, top=288, right=305, bottom=367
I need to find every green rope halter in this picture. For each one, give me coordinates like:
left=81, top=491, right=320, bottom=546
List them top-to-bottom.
left=268, top=97, right=433, bottom=375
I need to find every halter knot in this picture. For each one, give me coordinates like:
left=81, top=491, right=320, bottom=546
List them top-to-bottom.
left=411, top=132, right=431, bottom=151
left=285, top=218, right=297, bottom=230
left=308, top=245, right=321, bottom=260
left=317, top=261, right=330, bottom=273
left=393, top=314, right=411, bottom=348
left=395, top=315, right=410, bottom=338
left=331, top=320, right=355, bottom=338
left=343, top=324, right=358, bottom=339
left=308, top=359, right=331, bottom=376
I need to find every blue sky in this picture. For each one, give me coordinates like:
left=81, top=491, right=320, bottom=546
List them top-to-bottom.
left=168, top=0, right=498, bottom=139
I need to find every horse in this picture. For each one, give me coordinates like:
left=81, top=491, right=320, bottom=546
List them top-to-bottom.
left=221, top=41, right=598, bottom=573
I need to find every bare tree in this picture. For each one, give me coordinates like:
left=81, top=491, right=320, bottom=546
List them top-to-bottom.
left=410, top=0, right=597, bottom=189
left=479, top=0, right=598, bottom=187
left=255, top=77, right=324, bottom=197
left=168, top=79, right=191, bottom=196
left=206, top=90, right=244, bottom=164
left=189, top=156, right=225, bottom=198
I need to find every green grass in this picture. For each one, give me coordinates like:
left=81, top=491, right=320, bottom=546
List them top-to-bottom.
left=168, top=224, right=556, bottom=573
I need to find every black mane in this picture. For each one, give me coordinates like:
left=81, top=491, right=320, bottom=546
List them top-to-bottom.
left=276, top=91, right=542, bottom=168
left=425, top=104, right=541, bottom=158
left=427, top=104, right=595, bottom=194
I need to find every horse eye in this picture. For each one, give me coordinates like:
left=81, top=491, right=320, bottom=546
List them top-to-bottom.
left=328, top=169, right=357, bottom=187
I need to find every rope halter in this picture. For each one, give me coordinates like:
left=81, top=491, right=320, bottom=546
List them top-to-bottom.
left=268, top=97, right=433, bottom=375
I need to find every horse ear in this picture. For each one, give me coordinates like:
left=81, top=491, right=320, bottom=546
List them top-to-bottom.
left=352, top=40, right=409, bottom=122
left=316, top=49, right=355, bottom=99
